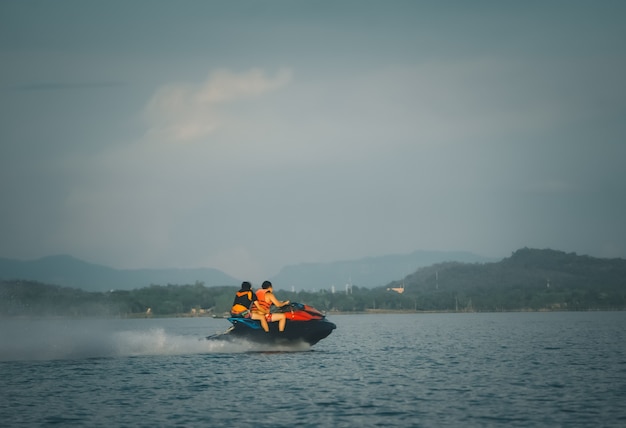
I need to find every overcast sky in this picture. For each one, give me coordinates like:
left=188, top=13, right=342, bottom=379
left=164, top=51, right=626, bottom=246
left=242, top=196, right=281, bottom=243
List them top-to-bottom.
left=1, top=0, right=625, bottom=280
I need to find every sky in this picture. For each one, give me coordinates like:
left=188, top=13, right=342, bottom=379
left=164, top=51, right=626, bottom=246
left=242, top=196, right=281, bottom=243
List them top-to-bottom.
left=1, top=0, right=625, bottom=280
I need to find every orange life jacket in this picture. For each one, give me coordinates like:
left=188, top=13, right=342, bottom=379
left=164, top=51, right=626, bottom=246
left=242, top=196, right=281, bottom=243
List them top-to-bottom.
left=253, top=289, right=271, bottom=313
left=231, top=290, right=254, bottom=315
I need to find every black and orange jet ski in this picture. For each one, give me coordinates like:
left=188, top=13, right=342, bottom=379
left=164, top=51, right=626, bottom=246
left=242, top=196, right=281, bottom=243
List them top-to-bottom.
left=207, top=302, right=336, bottom=346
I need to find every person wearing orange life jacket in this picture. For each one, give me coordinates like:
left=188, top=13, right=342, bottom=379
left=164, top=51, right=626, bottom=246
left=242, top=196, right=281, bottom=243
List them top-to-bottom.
left=253, top=280, right=290, bottom=332
left=230, top=281, right=269, bottom=332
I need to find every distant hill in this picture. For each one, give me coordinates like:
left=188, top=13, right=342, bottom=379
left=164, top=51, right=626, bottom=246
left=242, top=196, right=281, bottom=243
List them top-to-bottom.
left=2, top=248, right=625, bottom=316
left=382, top=248, right=626, bottom=311
left=270, top=250, right=497, bottom=291
left=0, top=255, right=239, bottom=292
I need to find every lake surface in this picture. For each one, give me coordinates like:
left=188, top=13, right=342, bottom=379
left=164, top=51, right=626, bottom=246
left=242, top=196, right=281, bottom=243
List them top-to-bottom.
left=1, top=312, right=625, bottom=427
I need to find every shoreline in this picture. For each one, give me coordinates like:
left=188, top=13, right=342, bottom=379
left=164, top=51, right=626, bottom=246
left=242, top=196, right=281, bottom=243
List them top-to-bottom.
left=2, top=307, right=624, bottom=320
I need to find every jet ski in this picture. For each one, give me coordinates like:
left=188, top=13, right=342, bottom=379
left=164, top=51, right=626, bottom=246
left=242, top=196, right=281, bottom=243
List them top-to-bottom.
left=207, top=302, right=336, bottom=346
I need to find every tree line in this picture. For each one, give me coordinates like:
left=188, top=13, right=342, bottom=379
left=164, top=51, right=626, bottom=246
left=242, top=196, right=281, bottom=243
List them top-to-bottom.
left=1, top=248, right=625, bottom=317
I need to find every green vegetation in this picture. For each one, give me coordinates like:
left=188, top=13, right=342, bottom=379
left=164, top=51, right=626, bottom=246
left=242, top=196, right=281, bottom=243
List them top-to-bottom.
left=385, top=248, right=626, bottom=312
left=1, top=249, right=625, bottom=317
left=0, top=281, right=238, bottom=318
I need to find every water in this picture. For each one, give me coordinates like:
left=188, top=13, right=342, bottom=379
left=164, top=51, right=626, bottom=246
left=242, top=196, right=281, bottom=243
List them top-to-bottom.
left=1, top=312, right=625, bottom=427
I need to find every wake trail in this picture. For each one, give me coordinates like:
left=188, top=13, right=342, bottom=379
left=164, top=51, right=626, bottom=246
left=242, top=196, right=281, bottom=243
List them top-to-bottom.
left=1, top=326, right=310, bottom=362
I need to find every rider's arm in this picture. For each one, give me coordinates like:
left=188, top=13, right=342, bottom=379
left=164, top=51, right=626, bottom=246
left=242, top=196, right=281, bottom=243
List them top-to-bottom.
left=269, top=292, right=289, bottom=307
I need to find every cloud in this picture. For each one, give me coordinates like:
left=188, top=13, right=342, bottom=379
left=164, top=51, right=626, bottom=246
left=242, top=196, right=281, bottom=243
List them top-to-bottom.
left=143, top=68, right=292, bottom=143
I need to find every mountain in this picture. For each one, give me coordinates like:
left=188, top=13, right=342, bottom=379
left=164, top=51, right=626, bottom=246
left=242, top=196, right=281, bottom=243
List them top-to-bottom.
left=3, top=248, right=624, bottom=315
left=379, top=248, right=626, bottom=311
left=395, top=248, right=626, bottom=293
left=270, top=250, right=496, bottom=291
left=0, top=255, right=239, bottom=292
